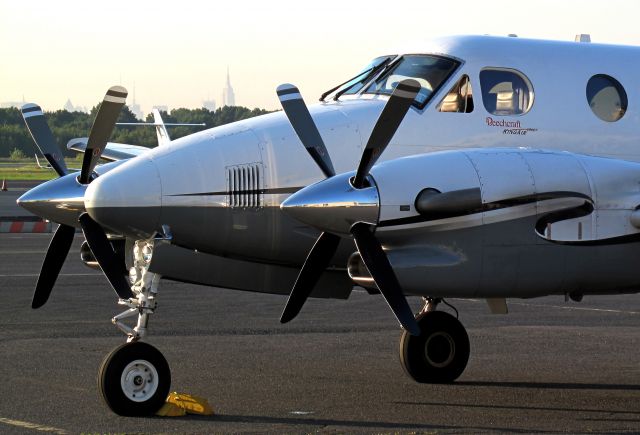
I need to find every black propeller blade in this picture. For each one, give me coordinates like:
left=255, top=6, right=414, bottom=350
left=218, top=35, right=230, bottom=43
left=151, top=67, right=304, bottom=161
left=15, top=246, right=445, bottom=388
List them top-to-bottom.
left=352, top=79, right=420, bottom=188
left=277, top=84, right=335, bottom=178
left=79, top=86, right=128, bottom=184
left=20, top=87, right=130, bottom=308
left=20, top=104, right=68, bottom=177
left=79, top=213, right=133, bottom=300
left=351, top=223, right=420, bottom=335
left=32, top=224, right=75, bottom=308
left=280, top=232, right=341, bottom=323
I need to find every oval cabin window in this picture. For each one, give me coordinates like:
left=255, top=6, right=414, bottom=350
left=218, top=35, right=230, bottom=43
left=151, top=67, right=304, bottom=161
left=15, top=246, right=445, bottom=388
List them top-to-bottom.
left=479, top=68, right=534, bottom=116
left=586, top=74, right=627, bottom=122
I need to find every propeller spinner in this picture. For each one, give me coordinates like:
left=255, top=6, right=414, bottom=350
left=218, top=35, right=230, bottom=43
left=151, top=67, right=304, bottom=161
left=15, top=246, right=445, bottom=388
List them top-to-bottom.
left=277, top=79, right=422, bottom=336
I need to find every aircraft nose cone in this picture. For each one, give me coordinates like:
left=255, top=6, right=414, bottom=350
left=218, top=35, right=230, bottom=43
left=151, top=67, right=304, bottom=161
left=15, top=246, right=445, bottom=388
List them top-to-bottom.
left=84, top=156, right=162, bottom=238
left=281, top=172, right=380, bottom=235
left=17, top=173, right=86, bottom=227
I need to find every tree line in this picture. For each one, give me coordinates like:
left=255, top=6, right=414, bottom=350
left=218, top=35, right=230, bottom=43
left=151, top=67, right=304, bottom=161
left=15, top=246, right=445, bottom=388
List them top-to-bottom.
left=0, top=105, right=273, bottom=157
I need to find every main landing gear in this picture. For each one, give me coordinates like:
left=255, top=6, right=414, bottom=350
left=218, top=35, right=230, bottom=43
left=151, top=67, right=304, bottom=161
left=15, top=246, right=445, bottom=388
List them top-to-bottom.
left=98, top=239, right=171, bottom=416
left=399, top=298, right=470, bottom=383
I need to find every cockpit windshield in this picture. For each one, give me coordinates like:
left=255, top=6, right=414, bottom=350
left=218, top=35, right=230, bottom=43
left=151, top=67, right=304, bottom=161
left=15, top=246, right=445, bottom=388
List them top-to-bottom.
left=321, top=55, right=395, bottom=101
left=364, top=55, right=460, bottom=108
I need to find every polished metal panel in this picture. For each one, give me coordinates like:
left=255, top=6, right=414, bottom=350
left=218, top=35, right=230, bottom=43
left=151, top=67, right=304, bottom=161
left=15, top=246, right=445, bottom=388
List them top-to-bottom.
left=84, top=156, right=162, bottom=237
left=17, top=172, right=87, bottom=227
left=280, top=172, right=379, bottom=235
left=415, top=187, right=482, bottom=219
left=149, top=239, right=353, bottom=299
left=347, top=251, right=375, bottom=288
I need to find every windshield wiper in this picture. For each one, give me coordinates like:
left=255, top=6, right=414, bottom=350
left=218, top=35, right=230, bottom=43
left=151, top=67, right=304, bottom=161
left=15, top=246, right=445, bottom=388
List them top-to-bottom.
left=319, top=58, right=393, bottom=102
left=332, top=58, right=393, bottom=101
left=319, top=67, right=375, bottom=102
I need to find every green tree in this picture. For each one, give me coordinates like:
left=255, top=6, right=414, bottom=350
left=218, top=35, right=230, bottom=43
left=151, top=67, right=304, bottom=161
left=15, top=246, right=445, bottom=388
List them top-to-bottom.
left=0, top=104, right=274, bottom=157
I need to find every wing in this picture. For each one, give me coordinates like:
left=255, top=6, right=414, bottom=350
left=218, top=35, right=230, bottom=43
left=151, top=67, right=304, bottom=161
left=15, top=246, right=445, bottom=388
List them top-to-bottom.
left=67, top=138, right=150, bottom=161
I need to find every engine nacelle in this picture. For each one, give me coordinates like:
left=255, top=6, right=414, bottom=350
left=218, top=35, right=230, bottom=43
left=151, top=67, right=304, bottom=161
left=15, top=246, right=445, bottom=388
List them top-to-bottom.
left=371, top=148, right=640, bottom=244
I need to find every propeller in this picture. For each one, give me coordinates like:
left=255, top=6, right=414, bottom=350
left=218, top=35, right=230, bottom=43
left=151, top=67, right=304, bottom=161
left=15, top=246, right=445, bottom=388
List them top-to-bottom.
left=277, top=79, right=422, bottom=335
left=277, top=84, right=335, bottom=178
left=21, top=86, right=130, bottom=308
left=79, top=86, right=128, bottom=184
left=21, top=104, right=68, bottom=177
left=79, top=213, right=133, bottom=299
left=32, top=224, right=75, bottom=308
left=280, top=232, right=341, bottom=323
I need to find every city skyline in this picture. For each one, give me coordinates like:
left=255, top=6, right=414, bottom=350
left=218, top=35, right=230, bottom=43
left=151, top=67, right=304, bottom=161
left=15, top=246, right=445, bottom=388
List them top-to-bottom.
left=3, top=0, right=640, bottom=112
left=1, top=70, right=236, bottom=117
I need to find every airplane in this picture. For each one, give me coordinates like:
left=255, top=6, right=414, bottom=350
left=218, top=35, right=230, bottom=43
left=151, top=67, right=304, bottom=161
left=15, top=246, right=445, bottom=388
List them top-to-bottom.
left=16, top=34, right=640, bottom=416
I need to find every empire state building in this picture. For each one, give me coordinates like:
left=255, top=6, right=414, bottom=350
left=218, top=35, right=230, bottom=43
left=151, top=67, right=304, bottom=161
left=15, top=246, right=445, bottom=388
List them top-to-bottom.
left=222, top=68, right=236, bottom=107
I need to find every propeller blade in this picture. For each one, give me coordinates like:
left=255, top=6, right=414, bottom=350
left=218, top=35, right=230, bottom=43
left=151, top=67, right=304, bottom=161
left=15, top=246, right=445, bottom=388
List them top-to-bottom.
left=352, top=79, right=420, bottom=188
left=277, top=84, right=335, bottom=178
left=79, top=86, right=127, bottom=184
left=20, top=104, right=68, bottom=177
left=78, top=213, right=133, bottom=300
left=350, top=223, right=420, bottom=335
left=32, top=224, right=75, bottom=308
left=281, top=232, right=341, bottom=323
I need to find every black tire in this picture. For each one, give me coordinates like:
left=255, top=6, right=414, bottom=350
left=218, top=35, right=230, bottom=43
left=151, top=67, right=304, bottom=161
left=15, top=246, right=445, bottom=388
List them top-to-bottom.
left=399, top=310, right=470, bottom=383
left=98, top=341, right=171, bottom=416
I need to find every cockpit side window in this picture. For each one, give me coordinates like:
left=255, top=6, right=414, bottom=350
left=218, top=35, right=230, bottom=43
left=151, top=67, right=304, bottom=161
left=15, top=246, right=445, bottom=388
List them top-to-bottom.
left=363, top=55, right=460, bottom=108
left=479, top=68, right=534, bottom=116
left=438, top=75, right=474, bottom=113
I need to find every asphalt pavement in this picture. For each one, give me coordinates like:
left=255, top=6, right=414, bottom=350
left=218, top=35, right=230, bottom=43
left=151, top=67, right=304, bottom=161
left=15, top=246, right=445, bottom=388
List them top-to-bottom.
left=0, top=180, right=42, bottom=217
left=0, top=233, right=639, bottom=434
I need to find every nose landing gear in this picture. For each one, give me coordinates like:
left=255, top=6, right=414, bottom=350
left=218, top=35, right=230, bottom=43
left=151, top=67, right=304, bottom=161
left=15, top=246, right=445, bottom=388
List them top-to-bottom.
left=99, top=239, right=171, bottom=416
left=399, top=298, right=470, bottom=383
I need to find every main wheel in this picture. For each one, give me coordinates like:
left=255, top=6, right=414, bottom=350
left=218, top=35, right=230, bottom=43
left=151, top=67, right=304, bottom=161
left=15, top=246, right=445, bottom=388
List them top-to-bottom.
left=399, top=310, right=470, bottom=383
left=98, top=341, right=171, bottom=416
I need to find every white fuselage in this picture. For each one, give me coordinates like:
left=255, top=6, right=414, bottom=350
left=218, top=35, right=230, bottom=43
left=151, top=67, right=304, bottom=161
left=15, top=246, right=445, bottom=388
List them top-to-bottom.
left=82, top=35, right=640, bottom=297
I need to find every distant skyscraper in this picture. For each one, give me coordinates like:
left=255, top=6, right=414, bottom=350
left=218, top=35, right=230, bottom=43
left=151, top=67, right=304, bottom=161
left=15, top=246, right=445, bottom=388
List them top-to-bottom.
left=221, top=67, right=235, bottom=107
left=129, top=83, right=144, bottom=120
left=62, top=98, right=87, bottom=113
left=63, top=99, right=75, bottom=112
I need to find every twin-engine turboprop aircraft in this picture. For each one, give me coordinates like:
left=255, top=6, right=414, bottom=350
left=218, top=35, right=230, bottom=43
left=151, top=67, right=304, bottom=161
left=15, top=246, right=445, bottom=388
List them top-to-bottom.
left=17, top=34, right=640, bottom=415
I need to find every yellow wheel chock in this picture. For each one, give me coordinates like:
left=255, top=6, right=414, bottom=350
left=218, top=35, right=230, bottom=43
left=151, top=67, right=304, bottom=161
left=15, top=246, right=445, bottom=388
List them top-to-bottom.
left=156, top=392, right=214, bottom=417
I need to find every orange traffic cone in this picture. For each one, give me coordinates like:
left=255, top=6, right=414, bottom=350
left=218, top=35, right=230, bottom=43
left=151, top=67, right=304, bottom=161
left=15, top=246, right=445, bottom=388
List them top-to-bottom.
left=1, top=179, right=6, bottom=191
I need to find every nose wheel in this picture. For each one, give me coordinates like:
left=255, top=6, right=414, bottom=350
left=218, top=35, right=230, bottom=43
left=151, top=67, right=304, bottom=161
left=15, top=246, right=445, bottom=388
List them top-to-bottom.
left=98, top=238, right=172, bottom=416
left=399, top=310, right=470, bottom=383
left=98, top=341, right=171, bottom=416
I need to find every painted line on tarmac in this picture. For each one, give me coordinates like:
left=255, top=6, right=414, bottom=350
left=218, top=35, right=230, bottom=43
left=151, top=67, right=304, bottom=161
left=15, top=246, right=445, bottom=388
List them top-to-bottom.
left=0, top=250, right=52, bottom=254
left=0, top=273, right=100, bottom=277
left=458, top=298, right=640, bottom=315
left=510, top=301, right=640, bottom=315
left=0, top=417, right=67, bottom=434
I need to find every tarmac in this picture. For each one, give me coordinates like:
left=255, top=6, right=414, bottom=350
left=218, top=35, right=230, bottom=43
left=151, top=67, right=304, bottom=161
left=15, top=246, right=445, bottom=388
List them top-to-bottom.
left=0, top=180, right=41, bottom=218
left=0, top=233, right=639, bottom=434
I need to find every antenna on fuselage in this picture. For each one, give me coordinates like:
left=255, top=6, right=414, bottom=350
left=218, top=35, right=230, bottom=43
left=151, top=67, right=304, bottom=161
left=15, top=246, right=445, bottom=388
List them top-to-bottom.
left=575, top=34, right=591, bottom=43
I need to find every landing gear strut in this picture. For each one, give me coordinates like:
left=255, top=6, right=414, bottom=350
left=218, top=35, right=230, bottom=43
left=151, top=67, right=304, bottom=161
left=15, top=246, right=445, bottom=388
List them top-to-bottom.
left=98, top=239, right=171, bottom=416
left=399, top=298, right=470, bottom=383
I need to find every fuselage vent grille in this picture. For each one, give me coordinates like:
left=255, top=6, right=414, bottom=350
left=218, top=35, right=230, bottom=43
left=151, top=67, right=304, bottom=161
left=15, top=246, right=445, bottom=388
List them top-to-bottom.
left=226, top=163, right=263, bottom=208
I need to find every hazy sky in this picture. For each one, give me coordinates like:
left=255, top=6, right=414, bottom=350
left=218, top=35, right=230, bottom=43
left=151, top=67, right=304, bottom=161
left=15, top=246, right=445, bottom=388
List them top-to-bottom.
left=2, top=0, right=639, bottom=114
